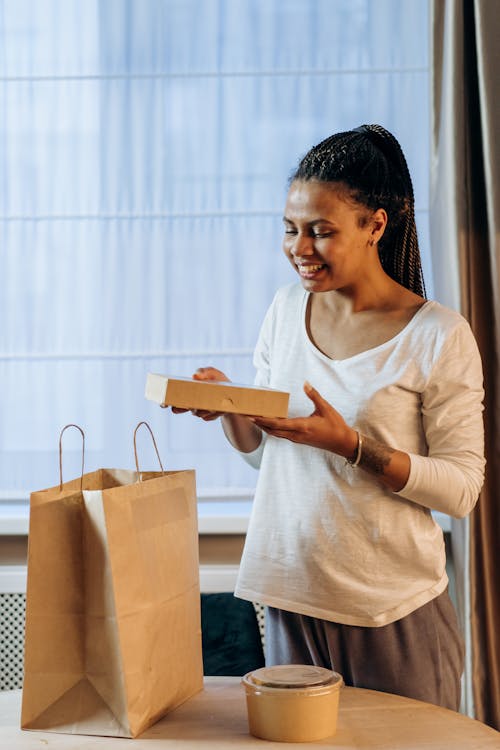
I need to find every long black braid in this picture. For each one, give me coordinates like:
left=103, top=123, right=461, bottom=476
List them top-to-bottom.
left=290, top=124, right=426, bottom=297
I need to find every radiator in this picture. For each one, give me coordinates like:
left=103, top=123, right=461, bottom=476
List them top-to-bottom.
left=0, top=592, right=25, bottom=690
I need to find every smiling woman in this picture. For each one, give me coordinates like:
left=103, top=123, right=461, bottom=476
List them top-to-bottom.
left=174, top=124, right=485, bottom=712
left=282, top=182, right=388, bottom=294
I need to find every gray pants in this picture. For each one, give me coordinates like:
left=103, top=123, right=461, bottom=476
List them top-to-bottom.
left=265, top=589, right=464, bottom=710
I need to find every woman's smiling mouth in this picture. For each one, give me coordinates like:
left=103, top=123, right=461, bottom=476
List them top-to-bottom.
left=296, top=262, right=327, bottom=278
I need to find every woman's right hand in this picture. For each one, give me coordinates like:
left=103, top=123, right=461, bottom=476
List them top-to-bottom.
left=171, top=366, right=231, bottom=421
left=171, top=366, right=263, bottom=453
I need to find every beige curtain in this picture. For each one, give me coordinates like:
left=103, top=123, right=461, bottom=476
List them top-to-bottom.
left=430, top=0, right=500, bottom=730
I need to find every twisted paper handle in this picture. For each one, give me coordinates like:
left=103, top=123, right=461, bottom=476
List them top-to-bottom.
left=133, top=421, right=165, bottom=475
left=59, top=424, right=85, bottom=491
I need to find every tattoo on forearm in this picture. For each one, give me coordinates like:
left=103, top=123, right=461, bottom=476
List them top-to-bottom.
left=358, top=435, right=396, bottom=475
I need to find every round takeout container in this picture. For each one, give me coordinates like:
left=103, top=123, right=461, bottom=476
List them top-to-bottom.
left=242, top=664, right=343, bottom=743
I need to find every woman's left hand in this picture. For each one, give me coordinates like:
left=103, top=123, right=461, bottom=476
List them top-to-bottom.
left=252, top=381, right=358, bottom=459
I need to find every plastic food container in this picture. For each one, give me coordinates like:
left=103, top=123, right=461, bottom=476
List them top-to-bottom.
left=242, top=664, right=343, bottom=742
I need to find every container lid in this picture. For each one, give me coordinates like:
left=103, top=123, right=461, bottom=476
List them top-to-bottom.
left=246, top=664, right=340, bottom=689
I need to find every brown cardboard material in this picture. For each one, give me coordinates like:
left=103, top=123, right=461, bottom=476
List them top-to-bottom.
left=145, top=373, right=289, bottom=418
left=21, top=430, right=203, bottom=739
left=242, top=666, right=343, bottom=742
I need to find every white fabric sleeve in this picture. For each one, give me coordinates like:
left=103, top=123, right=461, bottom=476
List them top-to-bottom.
left=234, top=295, right=275, bottom=470
left=396, top=321, right=485, bottom=518
left=236, top=434, right=267, bottom=469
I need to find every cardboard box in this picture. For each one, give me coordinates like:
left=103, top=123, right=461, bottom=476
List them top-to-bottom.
left=145, top=373, right=289, bottom=418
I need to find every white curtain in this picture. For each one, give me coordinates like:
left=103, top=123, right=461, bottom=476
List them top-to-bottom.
left=0, top=0, right=431, bottom=499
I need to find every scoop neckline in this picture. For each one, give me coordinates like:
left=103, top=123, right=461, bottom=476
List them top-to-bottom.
left=302, top=291, right=435, bottom=364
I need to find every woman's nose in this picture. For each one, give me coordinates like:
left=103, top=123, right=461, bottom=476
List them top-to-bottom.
left=291, top=233, right=314, bottom=257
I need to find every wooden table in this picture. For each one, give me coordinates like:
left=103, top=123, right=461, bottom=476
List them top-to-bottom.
left=1, top=677, right=499, bottom=748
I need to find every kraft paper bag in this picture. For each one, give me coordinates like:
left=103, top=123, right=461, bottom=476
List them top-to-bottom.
left=21, top=423, right=203, bottom=738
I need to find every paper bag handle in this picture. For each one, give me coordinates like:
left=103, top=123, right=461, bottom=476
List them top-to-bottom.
left=133, top=421, right=165, bottom=475
left=59, top=424, right=85, bottom=491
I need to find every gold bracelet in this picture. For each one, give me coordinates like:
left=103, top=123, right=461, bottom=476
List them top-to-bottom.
left=346, top=431, right=363, bottom=467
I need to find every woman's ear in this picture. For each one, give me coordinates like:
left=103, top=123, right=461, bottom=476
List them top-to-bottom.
left=371, top=207, right=388, bottom=244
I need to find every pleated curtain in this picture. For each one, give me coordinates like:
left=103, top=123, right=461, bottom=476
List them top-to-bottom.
left=430, top=0, right=500, bottom=729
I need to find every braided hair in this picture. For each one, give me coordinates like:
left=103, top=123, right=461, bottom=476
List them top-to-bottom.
left=291, top=124, right=426, bottom=297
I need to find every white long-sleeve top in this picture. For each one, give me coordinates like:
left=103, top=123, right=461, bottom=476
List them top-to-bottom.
left=234, top=283, right=485, bottom=627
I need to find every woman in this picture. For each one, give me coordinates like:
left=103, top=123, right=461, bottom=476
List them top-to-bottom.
left=174, top=125, right=485, bottom=709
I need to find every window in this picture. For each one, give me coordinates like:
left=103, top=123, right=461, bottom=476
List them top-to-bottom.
left=0, top=0, right=430, bottom=505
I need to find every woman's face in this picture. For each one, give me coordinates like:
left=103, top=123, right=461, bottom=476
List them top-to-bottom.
left=282, top=180, right=383, bottom=294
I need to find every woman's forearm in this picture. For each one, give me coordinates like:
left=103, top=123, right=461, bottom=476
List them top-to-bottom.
left=221, top=414, right=263, bottom=453
left=352, top=433, right=410, bottom=492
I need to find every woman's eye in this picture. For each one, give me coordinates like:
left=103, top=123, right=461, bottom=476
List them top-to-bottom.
left=284, top=229, right=297, bottom=235
left=313, top=232, right=332, bottom=239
